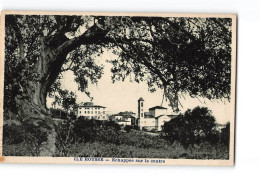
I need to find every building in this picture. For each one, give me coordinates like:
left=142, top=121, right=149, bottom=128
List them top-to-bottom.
left=137, top=97, right=178, bottom=131
left=77, top=102, right=107, bottom=120
left=110, top=111, right=136, bottom=126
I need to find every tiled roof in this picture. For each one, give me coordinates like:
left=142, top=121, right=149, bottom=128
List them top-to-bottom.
left=78, top=105, right=106, bottom=108
left=149, top=106, right=167, bottom=110
left=118, top=111, right=136, bottom=116
left=114, top=112, right=135, bottom=118
left=118, top=114, right=135, bottom=118
left=155, top=114, right=178, bottom=119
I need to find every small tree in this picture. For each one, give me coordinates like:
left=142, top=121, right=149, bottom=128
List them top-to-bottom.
left=162, top=106, right=218, bottom=148
left=55, top=119, right=75, bottom=156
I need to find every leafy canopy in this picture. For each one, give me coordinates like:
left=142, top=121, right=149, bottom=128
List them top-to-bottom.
left=4, top=15, right=232, bottom=113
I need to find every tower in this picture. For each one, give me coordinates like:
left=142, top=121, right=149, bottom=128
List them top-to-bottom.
left=138, top=97, right=144, bottom=119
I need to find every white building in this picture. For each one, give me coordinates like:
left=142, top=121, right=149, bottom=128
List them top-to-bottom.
left=137, top=97, right=178, bottom=131
left=77, top=102, right=107, bottom=120
left=110, top=111, right=136, bottom=126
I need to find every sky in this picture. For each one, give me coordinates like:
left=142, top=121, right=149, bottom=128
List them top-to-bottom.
left=47, top=50, right=232, bottom=124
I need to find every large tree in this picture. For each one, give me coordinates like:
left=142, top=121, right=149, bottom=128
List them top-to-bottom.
left=4, top=14, right=232, bottom=154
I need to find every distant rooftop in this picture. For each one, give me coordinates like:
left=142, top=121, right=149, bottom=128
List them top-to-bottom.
left=78, top=103, right=106, bottom=108
left=149, top=106, right=167, bottom=110
left=114, top=111, right=135, bottom=118
left=118, top=111, right=135, bottom=115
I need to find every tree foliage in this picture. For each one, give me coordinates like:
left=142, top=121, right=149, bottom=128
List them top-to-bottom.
left=4, top=14, right=232, bottom=119
left=108, top=17, right=232, bottom=110
left=162, top=106, right=219, bottom=148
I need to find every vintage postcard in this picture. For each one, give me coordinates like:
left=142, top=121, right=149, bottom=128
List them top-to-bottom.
left=0, top=11, right=236, bottom=166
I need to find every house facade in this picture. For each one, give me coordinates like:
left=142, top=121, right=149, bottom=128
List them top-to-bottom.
left=137, top=97, right=178, bottom=131
left=77, top=102, right=107, bottom=120
left=110, top=111, right=136, bottom=126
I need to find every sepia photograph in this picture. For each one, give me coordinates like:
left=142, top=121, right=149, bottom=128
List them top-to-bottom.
left=0, top=11, right=236, bottom=165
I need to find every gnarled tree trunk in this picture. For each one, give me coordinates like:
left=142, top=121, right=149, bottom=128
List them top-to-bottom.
left=13, top=25, right=110, bottom=156
left=15, top=40, right=61, bottom=156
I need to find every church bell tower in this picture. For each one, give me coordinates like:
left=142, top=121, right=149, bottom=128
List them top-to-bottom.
left=138, top=97, right=144, bottom=119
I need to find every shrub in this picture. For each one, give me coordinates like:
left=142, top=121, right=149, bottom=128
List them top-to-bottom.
left=162, top=106, right=219, bottom=148
left=55, top=119, right=76, bottom=156
left=72, top=119, right=120, bottom=144
left=3, top=120, right=49, bottom=156
left=21, top=121, right=49, bottom=156
left=3, top=123, right=24, bottom=145
left=124, top=125, right=133, bottom=133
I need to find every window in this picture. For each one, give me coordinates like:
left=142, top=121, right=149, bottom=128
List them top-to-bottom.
left=141, top=102, right=143, bottom=107
left=79, top=107, right=82, bottom=110
left=80, top=111, right=81, bottom=114
left=85, top=111, right=86, bottom=114
left=88, top=111, right=90, bottom=114
left=91, top=111, right=93, bottom=114
left=95, top=111, right=97, bottom=114
left=99, top=111, right=101, bottom=114
left=103, top=111, right=105, bottom=114
left=141, top=113, right=143, bottom=117
left=103, top=116, right=105, bottom=119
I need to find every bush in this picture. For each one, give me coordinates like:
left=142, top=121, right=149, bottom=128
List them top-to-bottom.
left=162, top=106, right=219, bottom=148
left=71, top=119, right=120, bottom=144
left=3, top=120, right=49, bottom=156
left=21, top=121, right=49, bottom=156
left=3, top=123, right=24, bottom=145
left=124, top=125, right=134, bottom=133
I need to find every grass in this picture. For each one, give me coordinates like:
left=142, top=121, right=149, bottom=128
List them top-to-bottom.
left=3, top=130, right=229, bottom=159
left=60, top=141, right=229, bottom=159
